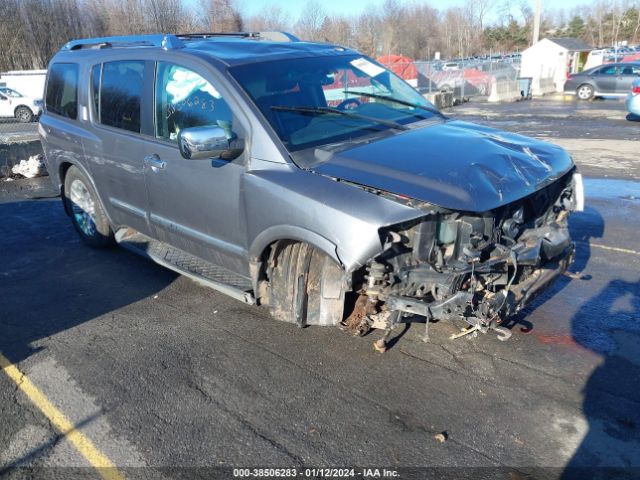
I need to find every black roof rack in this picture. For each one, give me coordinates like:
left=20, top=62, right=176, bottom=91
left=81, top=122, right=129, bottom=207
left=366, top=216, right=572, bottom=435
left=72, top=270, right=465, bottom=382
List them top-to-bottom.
left=176, top=32, right=299, bottom=42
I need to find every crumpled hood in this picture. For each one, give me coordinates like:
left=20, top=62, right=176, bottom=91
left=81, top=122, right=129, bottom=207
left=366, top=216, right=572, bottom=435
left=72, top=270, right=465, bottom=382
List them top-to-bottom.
left=308, top=120, right=574, bottom=212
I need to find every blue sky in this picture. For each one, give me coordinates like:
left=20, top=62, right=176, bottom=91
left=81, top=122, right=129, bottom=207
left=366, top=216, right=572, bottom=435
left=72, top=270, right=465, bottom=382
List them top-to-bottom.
left=187, top=0, right=590, bottom=21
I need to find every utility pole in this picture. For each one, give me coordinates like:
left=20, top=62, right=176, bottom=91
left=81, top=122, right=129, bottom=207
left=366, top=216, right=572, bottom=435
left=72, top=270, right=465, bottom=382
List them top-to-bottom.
left=532, top=0, right=541, bottom=45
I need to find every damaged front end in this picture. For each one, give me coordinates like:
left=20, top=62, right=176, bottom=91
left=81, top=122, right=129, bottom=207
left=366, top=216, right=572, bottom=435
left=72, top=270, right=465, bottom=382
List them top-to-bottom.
left=345, top=170, right=584, bottom=351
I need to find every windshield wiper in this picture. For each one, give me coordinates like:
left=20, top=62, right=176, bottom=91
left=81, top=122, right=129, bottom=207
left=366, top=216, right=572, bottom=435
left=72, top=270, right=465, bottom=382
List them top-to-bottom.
left=344, top=91, right=447, bottom=119
left=270, top=105, right=409, bottom=131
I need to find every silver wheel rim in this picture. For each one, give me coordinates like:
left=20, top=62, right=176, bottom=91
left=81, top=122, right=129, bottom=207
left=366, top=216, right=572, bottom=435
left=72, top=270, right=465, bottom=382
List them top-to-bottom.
left=578, top=86, right=591, bottom=99
left=17, top=108, right=30, bottom=121
left=69, top=179, right=97, bottom=236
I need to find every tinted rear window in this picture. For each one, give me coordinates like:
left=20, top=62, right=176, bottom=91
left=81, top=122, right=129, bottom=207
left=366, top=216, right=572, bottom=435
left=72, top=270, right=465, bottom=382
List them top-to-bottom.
left=99, top=60, right=144, bottom=133
left=46, top=63, right=78, bottom=119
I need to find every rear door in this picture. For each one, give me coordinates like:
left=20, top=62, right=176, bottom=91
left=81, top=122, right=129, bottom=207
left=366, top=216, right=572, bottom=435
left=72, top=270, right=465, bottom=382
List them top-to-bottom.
left=82, top=60, right=152, bottom=235
left=140, top=60, right=249, bottom=273
left=616, top=64, right=640, bottom=93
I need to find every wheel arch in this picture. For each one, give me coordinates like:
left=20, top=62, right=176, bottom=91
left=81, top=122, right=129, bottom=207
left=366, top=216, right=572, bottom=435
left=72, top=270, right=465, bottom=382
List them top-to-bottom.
left=14, top=104, right=34, bottom=116
left=59, top=161, right=112, bottom=226
left=248, top=226, right=345, bottom=292
left=252, top=236, right=348, bottom=326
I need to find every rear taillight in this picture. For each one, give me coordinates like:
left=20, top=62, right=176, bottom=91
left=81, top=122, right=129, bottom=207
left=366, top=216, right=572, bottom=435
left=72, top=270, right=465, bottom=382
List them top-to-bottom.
left=633, top=85, right=640, bottom=95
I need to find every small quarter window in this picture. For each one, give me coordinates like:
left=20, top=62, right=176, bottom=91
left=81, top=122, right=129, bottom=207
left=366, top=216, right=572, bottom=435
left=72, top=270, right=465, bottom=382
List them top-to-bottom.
left=100, top=60, right=145, bottom=133
left=154, top=62, right=233, bottom=142
left=46, top=63, right=78, bottom=119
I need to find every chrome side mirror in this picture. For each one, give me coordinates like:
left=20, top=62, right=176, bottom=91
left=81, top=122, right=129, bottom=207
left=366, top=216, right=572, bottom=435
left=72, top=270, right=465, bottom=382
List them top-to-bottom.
left=177, top=126, right=243, bottom=160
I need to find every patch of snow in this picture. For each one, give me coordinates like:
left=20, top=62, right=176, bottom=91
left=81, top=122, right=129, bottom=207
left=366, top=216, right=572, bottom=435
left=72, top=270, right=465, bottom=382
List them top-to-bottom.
left=11, top=154, right=47, bottom=178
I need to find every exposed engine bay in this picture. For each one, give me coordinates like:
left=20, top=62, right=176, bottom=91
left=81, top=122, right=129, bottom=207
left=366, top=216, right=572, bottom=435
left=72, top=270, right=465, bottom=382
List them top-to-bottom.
left=343, top=169, right=584, bottom=351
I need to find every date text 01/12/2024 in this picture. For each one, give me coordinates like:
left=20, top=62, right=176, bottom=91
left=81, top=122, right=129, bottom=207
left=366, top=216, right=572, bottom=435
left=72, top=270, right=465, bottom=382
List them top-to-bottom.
left=232, top=468, right=400, bottom=478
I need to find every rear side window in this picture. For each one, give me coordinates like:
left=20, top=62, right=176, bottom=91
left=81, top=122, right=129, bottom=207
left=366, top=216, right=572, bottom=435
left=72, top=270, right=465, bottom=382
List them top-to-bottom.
left=99, top=60, right=145, bottom=133
left=46, top=63, right=78, bottom=119
left=620, top=65, right=640, bottom=75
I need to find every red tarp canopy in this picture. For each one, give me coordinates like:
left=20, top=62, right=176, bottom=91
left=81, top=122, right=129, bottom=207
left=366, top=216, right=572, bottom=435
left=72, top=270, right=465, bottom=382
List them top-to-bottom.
left=376, top=55, right=418, bottom=80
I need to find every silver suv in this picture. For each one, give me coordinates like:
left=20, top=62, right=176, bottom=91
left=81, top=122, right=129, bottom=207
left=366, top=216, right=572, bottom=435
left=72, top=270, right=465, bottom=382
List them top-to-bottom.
left=40, top=33, right=583, bottom=351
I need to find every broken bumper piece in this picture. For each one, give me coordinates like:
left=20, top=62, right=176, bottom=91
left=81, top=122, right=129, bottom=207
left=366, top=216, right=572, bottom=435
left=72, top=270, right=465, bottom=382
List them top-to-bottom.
left=345, top=170, right=581, bottom=350
left=387, top=242, right=574, bottom=322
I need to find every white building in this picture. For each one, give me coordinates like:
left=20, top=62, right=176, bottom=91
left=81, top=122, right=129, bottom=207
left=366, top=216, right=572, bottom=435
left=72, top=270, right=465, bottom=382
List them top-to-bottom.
left=520, top=38, right=592, bottom=95
left=0, top=70, right=47, bottom=100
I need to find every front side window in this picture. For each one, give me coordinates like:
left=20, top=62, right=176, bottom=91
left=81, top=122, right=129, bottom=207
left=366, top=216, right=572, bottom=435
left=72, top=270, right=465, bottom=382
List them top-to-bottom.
left=100, top=60, right=144, bottom=133
left=154, top=62, right=233, bottom=142
left=46, top=63, right=78, bottom=119
left=596, top=65, right=618, bottom=75
left=1, top=88, right=23, bottom=98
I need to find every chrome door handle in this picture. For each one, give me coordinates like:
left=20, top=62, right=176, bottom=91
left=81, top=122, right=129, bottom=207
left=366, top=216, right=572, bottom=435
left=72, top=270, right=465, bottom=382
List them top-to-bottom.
left=144, top=154, right=165, bottom=170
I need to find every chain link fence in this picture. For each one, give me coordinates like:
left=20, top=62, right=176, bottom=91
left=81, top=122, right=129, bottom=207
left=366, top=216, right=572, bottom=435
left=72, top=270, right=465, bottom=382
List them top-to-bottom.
left=381, top=58, right=523, bottom=105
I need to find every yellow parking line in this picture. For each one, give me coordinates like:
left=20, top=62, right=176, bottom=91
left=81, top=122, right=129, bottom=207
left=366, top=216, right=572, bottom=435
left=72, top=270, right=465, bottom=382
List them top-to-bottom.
left=0, top=353, right=125, bottom=480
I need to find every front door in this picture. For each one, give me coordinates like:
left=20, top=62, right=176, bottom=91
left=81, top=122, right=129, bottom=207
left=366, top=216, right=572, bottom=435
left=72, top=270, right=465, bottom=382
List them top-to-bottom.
left=141, top=61, right=248, bottom=274
left=593, top=65, right=619, bottom=93
left=0, top=93, right=12, bottom=117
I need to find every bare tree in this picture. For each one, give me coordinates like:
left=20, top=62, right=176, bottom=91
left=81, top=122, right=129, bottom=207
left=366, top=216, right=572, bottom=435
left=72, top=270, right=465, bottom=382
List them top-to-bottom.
left=145, top=0, right=186, bottom=32
left=199, top=0, right=243, bottom=32
left=294, top=0, right=325, bottom=41
left=245, top=5, right=291, bottom=32
left=353, top=10, right=380, bottom=57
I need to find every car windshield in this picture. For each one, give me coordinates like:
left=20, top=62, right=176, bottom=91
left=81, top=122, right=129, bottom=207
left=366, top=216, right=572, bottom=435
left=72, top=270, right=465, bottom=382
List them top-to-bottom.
left=230, top=55, right=440, bottom=151
left=0, top=88, right=24, bottom=98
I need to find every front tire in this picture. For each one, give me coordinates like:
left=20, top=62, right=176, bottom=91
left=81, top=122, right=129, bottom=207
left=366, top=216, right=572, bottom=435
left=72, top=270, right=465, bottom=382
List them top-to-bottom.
left=576, top=84, right=594, bottom=100
left=15, top=106, right=33, bottom=123
left=63, top=166, right=114, bottom=248
left=268, top=241, right=345, bottom=327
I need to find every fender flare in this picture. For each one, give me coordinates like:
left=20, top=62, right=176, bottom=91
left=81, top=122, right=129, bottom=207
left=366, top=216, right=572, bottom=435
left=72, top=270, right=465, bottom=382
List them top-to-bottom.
left=14, top=104, right=34, bottom=116
left=248, top=225, right=346, bottom=293
left=249, top=225, right=342, bottom=267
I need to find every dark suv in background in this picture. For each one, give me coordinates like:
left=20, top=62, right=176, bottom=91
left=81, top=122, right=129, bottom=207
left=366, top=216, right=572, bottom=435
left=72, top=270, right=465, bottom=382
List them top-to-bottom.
left=40, top=32, right=583, bottom=351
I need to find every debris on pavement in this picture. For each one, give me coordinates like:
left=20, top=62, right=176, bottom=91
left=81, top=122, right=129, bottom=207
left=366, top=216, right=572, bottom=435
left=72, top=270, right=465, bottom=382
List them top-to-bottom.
left=434, top=432, right=448, bottom=443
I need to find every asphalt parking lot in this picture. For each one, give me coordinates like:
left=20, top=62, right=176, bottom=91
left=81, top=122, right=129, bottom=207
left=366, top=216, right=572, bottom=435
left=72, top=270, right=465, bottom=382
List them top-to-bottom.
left=1, top=97, right=639, bottom=479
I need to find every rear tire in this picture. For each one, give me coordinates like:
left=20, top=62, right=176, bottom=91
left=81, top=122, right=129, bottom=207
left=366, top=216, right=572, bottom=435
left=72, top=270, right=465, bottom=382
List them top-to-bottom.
left=576, top=84, right=594, bottom=100
left=15, top=106, right=33, bottom=123
left=63, top=166, right=114, bottom=248
left=268, top=241, right=345, bottom=327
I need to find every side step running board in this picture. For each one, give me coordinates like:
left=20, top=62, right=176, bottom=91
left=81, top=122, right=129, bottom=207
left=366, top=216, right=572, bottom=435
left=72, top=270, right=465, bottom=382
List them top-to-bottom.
left=115, top=228, right=255, bottom=305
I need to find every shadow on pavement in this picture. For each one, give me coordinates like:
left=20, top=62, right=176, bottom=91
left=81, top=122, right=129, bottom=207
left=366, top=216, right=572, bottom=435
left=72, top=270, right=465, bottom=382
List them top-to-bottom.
left=0, top=198, right=176, bottom=365
left=504, top=205, right=604, bottom=333
left=561, top=277, right=640, bottom=479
